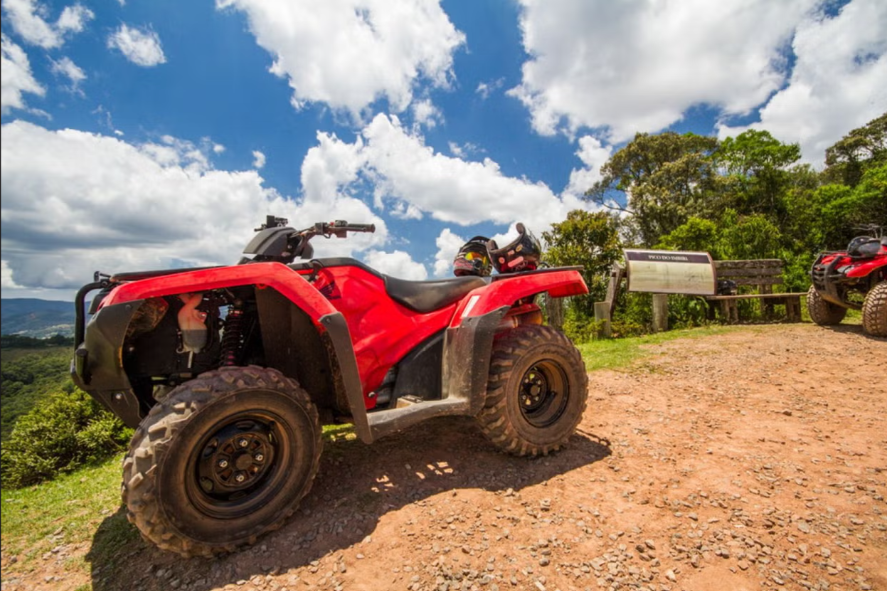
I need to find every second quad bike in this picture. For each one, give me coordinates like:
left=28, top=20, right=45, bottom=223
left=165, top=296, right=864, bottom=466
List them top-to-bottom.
left=71, top=217, right=589, bottom=557
left=807, top=232, right=887, bottom=337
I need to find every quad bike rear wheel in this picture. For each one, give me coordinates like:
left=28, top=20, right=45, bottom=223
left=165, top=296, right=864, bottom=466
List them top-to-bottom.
left=862, top=281, right=887, bottom=337
left=806, top=285, right=847, bottom=326
left=476, top=325, right=587, bottom=456
left=122, top=366, right=321, bottom=557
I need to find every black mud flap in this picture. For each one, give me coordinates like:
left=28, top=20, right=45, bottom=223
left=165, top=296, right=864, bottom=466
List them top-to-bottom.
left=71, top=300, right=146, bottom=428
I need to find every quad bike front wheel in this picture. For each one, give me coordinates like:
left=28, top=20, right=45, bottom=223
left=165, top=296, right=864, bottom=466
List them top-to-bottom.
left=862, top=281, right=887, bottom=337
left=806, top=285, right=847, bottom=326
left=476, top=325, right=588, bottom=456
left=122, top=366, right=321, bottom=557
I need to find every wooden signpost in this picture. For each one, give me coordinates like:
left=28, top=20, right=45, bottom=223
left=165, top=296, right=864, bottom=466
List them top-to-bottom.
left=599, top=250, right=717, bottom=333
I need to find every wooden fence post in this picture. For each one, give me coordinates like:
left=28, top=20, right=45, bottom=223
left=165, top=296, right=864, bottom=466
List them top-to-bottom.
left=652, top=294, right=668, bottom=332
left=546, top=295, right=564, bottom=331
left=594, top=301, right=612, bottom=338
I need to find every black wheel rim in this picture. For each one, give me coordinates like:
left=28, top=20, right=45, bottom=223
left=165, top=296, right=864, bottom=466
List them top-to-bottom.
left=518, top=360, right=569, bottom=428
left=187, top=410, right=292, bottom=519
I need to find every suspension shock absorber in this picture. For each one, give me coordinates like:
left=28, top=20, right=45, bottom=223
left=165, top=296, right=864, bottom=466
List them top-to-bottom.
left=220, top=300, right=245, bottom=367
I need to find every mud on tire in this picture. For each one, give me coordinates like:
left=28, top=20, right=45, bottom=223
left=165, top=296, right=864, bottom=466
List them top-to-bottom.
left=862, top=281, right=887, bottom=337
left=806, top=285, right=847, bottom=326
left=476, top=325, right=587, bottom=456
left=122, top=366, right=322, bottom=557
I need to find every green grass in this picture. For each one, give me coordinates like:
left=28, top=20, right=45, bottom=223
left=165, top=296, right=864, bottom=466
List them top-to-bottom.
left=576, top=325, right=740, bottom=372
left=1, top=453, right=132, bottom=568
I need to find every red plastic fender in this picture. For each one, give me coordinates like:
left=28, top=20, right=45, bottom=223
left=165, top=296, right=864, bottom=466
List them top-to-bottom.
left=845, top=256, right=887, bottom=278
left=100, top=262, right=337, bottom=322
left=449, top=269, right=588, bottom=328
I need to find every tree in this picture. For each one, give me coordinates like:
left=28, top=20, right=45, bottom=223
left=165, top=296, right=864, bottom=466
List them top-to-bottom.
left=822, top=112, right=887, bottom=187
left=715, top=130, right=801, bottom=222
left=585, top=132, right=719, bottom=246
left=819, top=162, right=887, bottom=247
left=542, top=210, right=622, bottom=310
left=655, top=217, right=721, bottom=256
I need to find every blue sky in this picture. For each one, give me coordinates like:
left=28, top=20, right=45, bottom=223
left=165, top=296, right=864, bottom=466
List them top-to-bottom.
left=2, top=0, right=885, bottom=301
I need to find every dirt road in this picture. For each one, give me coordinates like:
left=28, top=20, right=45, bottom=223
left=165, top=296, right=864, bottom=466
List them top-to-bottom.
left=5, top=324, right=886, bottom=591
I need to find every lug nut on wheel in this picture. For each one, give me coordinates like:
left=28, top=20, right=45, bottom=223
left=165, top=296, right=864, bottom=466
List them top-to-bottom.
left=238, top=438, right=249, bottom=448
left=254, top=453, right=264, bottom=462
left=218, top=459, right=229, bottom=469
left=235, top=472, right=246, bottom=483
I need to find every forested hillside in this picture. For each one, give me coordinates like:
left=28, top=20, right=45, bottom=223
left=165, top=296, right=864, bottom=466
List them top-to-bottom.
left=1, top=299, right=75, bottom=338
left=0, top=346, right=130, bottom=488
left=0, top=347, right=73, bottom=440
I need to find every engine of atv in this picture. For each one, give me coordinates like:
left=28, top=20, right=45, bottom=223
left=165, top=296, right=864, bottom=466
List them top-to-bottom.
left=121, top=288, right=259, bottom=404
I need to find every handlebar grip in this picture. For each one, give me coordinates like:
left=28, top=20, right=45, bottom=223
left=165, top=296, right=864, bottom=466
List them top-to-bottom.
left=329, top=221, right=375, bottom=233
left=345, top=223, right=375, bottom=233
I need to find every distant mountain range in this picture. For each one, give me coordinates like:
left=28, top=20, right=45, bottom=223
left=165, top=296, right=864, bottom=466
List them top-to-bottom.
left=1, top=299, right=75, bottom=338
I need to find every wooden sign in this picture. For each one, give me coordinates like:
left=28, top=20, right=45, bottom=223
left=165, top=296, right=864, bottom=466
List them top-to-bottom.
left=623, top=250, right=716, bottom=295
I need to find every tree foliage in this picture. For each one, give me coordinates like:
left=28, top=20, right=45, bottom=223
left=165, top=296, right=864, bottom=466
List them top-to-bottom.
left=547, top=112, right=887, bottom=339
left=823, top=112, right=887, bottom=187
left=587, top=132, right=719, bottom=246
left=542, top=210, right=622, bottom=303
left=1, top=347, right=132, bottom=488
left=1, top=390, right=131, bottom=488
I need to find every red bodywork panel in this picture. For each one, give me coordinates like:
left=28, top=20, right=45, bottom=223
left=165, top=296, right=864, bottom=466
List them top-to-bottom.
left=818, top=252, right=887, bottom=278
left=99, top=262, right=588, bottom=411
left=102, top=263, right=337, bottom=319
left=312, top=265, right=459, bottom=405
left=449, top=270, right=589, bottom=328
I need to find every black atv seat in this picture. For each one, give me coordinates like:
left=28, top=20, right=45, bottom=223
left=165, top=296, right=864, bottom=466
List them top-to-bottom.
left=385, top=275, right=487, bottom=313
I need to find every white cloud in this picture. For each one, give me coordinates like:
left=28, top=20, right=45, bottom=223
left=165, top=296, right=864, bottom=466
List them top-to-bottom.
left=1, top=0, right=93, bottom=49
left=216, top=0, right=465, bottom=118
left=510, top=0, right=821, bottom=143
left=718, top=0, right=887, bottom=166
left=55, top=3, right=91, bottom=35
left=107, top=24, right=167, bottom=67
left=1, top=33, right=45, bottom=113
left=50, top=55, right=86, bottom=93
left=475, top=78, right=504, bottom=100
left=411, top=98, right=443, bottom=131
left=294, top=114, right=598, bottom=243
left=359, top=114, right=587, bottom=228
left=0, top=121, right=387, bottom=298
left=564, top=135, right=611, bottom=197
left=447, top=141, right=483, bottom=159
left=213, top=143, right=225, bottom=154
left=252, top=149, right=266, bottom=169
left=432, top=228, right=466, bottom=277
left=363, top=250, right=428, bottom=280
left=1, top=260, right=23, bottom=289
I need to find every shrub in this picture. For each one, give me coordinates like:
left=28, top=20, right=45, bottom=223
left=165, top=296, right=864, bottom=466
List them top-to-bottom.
left=563, top=315, right=603, bottom=343
left=1, top=390, right=132, bottom=489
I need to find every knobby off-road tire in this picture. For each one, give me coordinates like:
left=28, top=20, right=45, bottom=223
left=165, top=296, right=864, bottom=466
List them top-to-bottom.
left=862, top=281, right=887, bottom=337
left=806, top=285, right=847, bottom=326
left=476, top=325, right=588, bottom=456
left=122, top=366, right=322, bottom=557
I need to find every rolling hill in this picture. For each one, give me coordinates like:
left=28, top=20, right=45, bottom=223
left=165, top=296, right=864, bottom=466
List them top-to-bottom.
left=1, top=299, right=76, bottom=338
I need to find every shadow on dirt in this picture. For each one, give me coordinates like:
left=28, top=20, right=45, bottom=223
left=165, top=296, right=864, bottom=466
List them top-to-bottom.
left=817, top=322, right=886, bottom=340
left=85, top=416, right=611, bottom=591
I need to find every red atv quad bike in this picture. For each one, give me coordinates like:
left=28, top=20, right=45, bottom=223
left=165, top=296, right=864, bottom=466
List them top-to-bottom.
left=71, top=217, right=589, bottom=557
left=807, top=232, right=887, bottom=337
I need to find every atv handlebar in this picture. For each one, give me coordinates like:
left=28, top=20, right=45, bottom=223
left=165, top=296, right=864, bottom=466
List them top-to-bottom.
left=244, top=218, right=376, bottom=263
left=303, top=220, right=376, bottom=239
left=317, top=220, right=376, bottom=238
